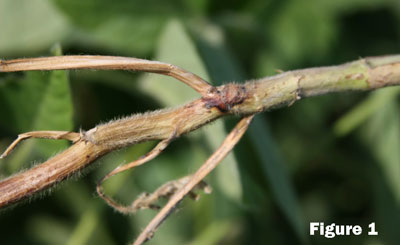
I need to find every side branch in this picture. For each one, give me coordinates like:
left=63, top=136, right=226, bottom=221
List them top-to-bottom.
left=0, top=55, right=213, bottom=96
left=133, top=115, right=255, bottom=245
left=0, top=131, right=80, bottom=159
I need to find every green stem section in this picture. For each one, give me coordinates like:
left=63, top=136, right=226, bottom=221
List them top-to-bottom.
left=235, top=55, right=400, bottom=114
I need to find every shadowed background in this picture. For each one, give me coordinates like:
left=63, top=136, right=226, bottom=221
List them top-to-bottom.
left=0, top=0, right=399, bottom=244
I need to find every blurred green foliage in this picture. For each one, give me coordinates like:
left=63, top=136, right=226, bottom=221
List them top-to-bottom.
left=0, top=0, right=399, bottom=244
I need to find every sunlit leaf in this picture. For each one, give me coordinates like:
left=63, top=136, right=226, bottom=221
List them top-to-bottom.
left=0, top=0, right=70, bottom=56
left=53, top=0, right=187, bottom=55
left=334, top=87, right=400, bottom=136
left=362, top=97, right=400, bottom=203
left=65, top=203, right=116, bottom=245
left=188, top=220, right=234, bottom=245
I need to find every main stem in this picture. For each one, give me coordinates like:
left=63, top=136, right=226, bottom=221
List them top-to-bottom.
left=1, top=55, right=400, bottom=208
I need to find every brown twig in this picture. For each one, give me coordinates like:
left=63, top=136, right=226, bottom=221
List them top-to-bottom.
left=0, top=55, right=213, bottom=96
left=1, top=55, right=400, bottom=244
left=133, top=114, right=254, bottom=244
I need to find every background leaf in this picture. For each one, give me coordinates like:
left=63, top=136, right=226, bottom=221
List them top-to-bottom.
left=0, top=0, right=70, bottom=56
left=1, top=1, right=400, bottom=244
left=0, top=44, right=73, bottom=172
left=334, top=87, right=400, bottom=136
left=362, top=99, right=400, bottom=203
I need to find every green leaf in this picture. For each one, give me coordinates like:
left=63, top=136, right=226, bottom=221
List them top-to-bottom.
left=0, top=0, right=70, bottom=56
left=52, top=0, right=187, bottom=55
left=263, top=0, right=391, bottom=65
left=267, top=0, right=336, bottom=62
left=0, top=45, right=74, bottom=169
left=32, top=45, right=74, bottom=157
left=0, top=73, right=46, bottom=133
left=334, top=87, right=400, bottom=136
left=359, top=90, right=400, bottom=244
left=362, top=97, right=400, bottom=203
left=249, top=116, right=307, bottom=243
left=372, top=166, right=400, bottom=245
left=66, top=203, right=115, bottom=245
left=188, top=220, right=233, bottom=245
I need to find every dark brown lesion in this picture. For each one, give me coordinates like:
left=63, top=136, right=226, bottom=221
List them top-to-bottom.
left=203, top=83, right=248, bottom=113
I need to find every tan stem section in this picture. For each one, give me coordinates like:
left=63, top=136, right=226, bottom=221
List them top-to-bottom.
left=0, top=55, right=213, bottom=96
left=85, top=99, right=222, bottom=149
left=0, top=100, right=222, bottom=208
left=0, top=141, right=108, bottom=207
